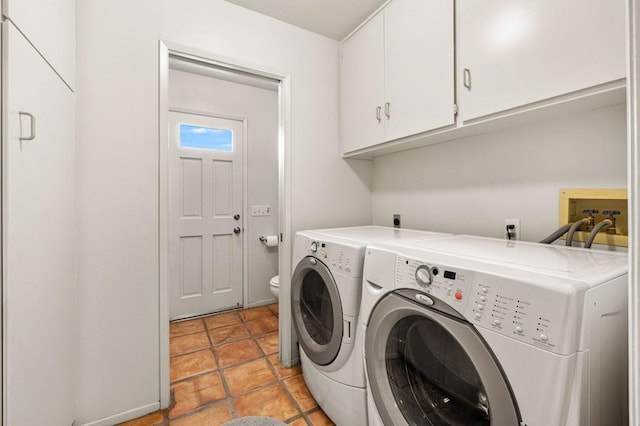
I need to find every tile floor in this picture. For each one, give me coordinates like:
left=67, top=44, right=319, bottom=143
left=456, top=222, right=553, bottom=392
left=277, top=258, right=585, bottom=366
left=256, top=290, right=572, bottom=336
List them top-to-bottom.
left=118, top=304, right=334, bottom=426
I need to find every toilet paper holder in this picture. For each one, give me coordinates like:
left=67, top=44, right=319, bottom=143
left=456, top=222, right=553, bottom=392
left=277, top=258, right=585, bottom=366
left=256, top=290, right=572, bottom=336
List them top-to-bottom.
left=259, top=235, right=279, bottom=247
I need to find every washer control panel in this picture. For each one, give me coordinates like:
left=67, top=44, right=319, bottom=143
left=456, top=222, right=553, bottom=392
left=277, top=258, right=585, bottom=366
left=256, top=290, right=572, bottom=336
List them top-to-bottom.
left=395, top=254, right=573, bottom=355
left=395, top=256, right=472, bottom=313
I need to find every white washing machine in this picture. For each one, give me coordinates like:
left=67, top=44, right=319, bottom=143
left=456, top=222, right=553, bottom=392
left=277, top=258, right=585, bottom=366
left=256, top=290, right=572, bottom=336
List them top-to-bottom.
left=291, top=226, right=451, bottom=425
left=360, top=235, right=628, bottom=426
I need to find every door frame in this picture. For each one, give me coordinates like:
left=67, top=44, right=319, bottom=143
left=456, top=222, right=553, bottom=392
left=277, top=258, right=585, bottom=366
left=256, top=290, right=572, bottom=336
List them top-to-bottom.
left=158, top=41, right=293, bottom=408
left=167, top=107, right=248, bottom=319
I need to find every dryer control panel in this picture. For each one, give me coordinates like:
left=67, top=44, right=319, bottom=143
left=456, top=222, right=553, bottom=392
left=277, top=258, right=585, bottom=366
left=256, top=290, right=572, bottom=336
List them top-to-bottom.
left=301, top=237, right=364, bottom=278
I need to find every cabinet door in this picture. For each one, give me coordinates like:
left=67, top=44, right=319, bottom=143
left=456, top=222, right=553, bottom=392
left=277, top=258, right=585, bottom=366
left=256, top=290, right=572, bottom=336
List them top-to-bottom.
left=3, top=0, right=76, bottom=89
left=384, top=0, right=455, bottom=141
left=458, top=0, right=626, bottom=121
left=340, top=12, right=385, bottom=154
left=4, top=22, right=77, bottom=425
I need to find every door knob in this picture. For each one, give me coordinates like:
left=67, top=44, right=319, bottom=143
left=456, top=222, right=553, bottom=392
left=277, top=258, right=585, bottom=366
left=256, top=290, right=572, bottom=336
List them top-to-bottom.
left=234, top=214, right=240, bottom=220
left=233, top=227, right=241, bottom=234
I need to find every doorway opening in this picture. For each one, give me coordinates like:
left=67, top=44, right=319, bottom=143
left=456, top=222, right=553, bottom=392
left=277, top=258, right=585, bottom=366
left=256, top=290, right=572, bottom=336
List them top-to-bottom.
left=159, top=43, right=293, bottom=408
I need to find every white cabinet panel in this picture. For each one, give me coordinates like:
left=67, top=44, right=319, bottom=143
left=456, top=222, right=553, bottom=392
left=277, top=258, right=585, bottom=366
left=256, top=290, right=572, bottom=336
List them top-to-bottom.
left=3, top=0, right=76, bottom=89
left=340, top=0, right=455, bottom=155
left=384, top=0, right=454, bottom=141
left=458, top=0, right=626, bottom=121
left=340, top=13, right=385, bottom=153
left=4, top=22, right=77, bottom=425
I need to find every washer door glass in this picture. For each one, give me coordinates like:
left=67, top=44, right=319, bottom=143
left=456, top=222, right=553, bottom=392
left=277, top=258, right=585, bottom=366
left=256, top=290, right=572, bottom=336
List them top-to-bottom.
left=291, top=256, right=343, bottom=365
left=366, top=291, right=520, bottom=426
left=387, top=315, right=489, bottom=425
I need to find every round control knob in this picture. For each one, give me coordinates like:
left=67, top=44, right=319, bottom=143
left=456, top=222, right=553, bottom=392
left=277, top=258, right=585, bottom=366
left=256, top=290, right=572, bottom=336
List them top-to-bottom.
left=309, top=241, right=318, bottom=253
left=415, top=265, right=432, bottom=287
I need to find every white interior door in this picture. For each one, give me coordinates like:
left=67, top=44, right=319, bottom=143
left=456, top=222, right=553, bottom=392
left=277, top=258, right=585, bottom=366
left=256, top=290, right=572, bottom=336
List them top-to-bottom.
left=4, top=22, right=77, bottom=425
left=169, top=111, right=243, bottom=319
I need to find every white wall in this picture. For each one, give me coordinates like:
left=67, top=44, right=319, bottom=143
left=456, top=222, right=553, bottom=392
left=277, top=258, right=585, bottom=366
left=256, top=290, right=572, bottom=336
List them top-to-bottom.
left=76, top=0, right=372, bottom=424
left=169, top=67, right=279, bottom=306
left=372, top=104, right=628, bottom=242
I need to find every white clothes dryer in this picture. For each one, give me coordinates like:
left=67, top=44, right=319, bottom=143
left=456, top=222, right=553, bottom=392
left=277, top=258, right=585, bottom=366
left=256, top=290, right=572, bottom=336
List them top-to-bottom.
left=291, top=226, right=451, bottom=425
left=360, top=235, right=628, bottom=426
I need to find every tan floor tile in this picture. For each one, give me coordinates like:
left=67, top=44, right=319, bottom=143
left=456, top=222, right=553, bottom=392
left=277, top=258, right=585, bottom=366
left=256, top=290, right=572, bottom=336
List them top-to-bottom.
left=268, top=303, right=279, bottom=316
left=239, top=306, right=273, bottom=322
left=204, top=311, right=241, bottom=329
left=246, top=315, right=279, bottom=337
left=170, top=318, right=205, bottom=338
left=209, top=323, right=250, bottom=346
left=170, top=332, right=210, bottom=356
left=256, top=332, right=279, bottom=355
left=216, top=338, right=262, bottom=368
left=170, top=349, right=216, bottom=382
left=268, top=354, right=302, bottom=379
left=224, top=358, right=277, bottom=396
left=169, top=372, right=226, bottom=418
left=284, top=375, right=318, bottom=412
left=233, top=384, right=300, bottom=421
left=169, top=403, right=233, bottom=425
left=307, top=409, right=335, bottom=426
left=117, top=410, right=164, bottom=426
left=288, top=417, right=309, bottom=426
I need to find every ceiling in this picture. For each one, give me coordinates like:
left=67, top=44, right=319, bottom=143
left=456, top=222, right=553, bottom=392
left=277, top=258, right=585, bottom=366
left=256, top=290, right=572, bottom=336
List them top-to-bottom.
left=225, top=0, right=387, bottom=41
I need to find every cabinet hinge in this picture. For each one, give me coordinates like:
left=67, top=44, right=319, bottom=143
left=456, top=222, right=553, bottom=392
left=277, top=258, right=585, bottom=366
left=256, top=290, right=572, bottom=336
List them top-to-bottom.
left=453, top=104, right=459, bottom=115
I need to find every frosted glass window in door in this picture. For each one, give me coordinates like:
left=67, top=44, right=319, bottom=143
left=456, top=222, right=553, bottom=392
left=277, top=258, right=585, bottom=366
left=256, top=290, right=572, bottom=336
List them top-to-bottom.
left=180, top=123, right=233, bottom=151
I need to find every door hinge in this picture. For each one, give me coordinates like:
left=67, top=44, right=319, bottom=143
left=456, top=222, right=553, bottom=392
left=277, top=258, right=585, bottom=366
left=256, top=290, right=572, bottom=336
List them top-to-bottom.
left=453, top=104, right=458, bottom=115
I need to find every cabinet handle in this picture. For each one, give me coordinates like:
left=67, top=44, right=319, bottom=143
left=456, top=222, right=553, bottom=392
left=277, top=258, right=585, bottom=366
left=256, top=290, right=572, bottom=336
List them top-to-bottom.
left=463, top=68, right=472, bottom=90
left=385, top=102, right=391, bottom=119
left=376, top=106, right=382, bottom=123
left=18, top=111, right=36, bottom=141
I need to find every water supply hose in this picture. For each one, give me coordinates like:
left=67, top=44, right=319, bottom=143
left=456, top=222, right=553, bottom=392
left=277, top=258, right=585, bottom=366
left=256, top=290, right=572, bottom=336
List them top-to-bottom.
left=566, top=218, right=591, bottom=247
left=584, top=219, right=613, bottom=249
left=539, top=223, right=573, bottom=244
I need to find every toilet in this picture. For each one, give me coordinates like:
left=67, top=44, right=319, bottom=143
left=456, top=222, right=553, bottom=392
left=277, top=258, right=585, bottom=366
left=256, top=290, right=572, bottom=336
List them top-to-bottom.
left=269, top=275, right=279, bottom=299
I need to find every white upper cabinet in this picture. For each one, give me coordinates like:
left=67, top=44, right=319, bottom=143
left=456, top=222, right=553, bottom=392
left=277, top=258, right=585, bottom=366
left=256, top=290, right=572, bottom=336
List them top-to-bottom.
left=3, top=0, right=76, bottom=89
left=340, top=0, right=455, bottom=155
left=384, top=0, right=454, bottom=142
left=457, top=0, right=626, bottom=122
left=341, top=13, right=385, bottom=154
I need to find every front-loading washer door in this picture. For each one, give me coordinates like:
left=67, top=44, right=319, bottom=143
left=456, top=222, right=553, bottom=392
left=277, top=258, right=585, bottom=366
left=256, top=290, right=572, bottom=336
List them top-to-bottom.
left=291, top=256, right=343, bottom=366
left=366, top=290, right=521, bottom=426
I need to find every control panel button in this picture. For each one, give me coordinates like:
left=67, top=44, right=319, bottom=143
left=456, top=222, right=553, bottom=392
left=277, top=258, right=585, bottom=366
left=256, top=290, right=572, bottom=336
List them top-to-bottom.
left=481, top=287, right=488, bottom=294
left=455, top=292, right=463, bottom=300
left=479, top=296, right=487, bottom=303
left=477, top=304, right=484, bottom=310
left=474, top=312, right=482, bottom=319
left=494, top=319, right=501, bottom=326
left=515, top=326, right=523, bottom=333
left=540, top=334, right=549, bottom=342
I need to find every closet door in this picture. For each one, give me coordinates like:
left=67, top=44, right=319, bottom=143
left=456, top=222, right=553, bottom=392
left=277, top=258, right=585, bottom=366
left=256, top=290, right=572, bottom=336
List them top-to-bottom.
left=4, top=22, right=77, bottom=425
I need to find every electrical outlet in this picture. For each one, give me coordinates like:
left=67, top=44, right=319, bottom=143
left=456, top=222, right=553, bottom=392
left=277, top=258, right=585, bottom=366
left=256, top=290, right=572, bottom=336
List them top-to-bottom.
left=393, top=214, right=401, bottom=228
left=505, top=219, right=520, bottom=241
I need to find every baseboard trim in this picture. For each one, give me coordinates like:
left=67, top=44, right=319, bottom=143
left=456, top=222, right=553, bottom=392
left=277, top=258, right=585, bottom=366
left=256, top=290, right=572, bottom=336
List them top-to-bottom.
left=77, top=402, right=160, bottom=426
